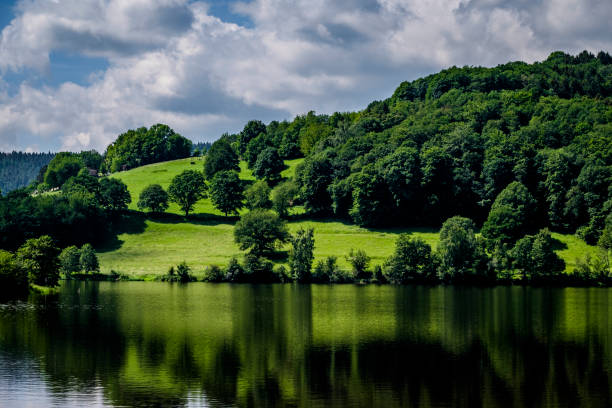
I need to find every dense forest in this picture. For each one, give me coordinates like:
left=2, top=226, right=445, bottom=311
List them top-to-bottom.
left=1, top=50, right=611, bottom=289
left=0, top=152, right=55, bottom=193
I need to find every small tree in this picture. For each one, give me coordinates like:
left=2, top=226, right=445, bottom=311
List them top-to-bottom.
left=253, top=147, right=285, bottom=183
left=168, top=170, right=207, bottom=216
left=210, top=171, right=244, bottom=216
left=245, top=180, right=272, bottom=210
left=271, top=180, right=298, bottom=218
left=138, top=184, right=169, bottom=212
left=234, top=209, right=289, bottom=255
left=436, top=216, right=490, bottom=282
left=289, top=228, right=315, bottom=282
left=510, top=229, right=565, bottom=280
left=16, top=235, right=60, bottom=286
left=384, top=235, right=435, bottom=284
left=80, top=243, right=99, bottom=273
left=59, top=245, right=81, bottom=276
left=346, top=249, right=371, bottom=280
left=176, top=261, right=192, bottom=282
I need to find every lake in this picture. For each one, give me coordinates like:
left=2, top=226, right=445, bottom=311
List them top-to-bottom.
left=0, top=282, right=610, bottom=407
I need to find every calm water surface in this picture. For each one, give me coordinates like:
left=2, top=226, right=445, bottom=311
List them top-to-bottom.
left=0, top=282, right=610, bottom=407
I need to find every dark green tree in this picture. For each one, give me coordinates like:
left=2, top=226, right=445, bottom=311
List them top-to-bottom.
left=239, top=120, right=267, bottom=156
left=204, top=139, right=239, bottom=180
left=253, top=147, right=285, bottom=183
left=168, top=170, right=207, bottom=216
left=209, top=171, right=244, bottom=216
left=99, top=178, right=131, bottom=212
left=481, top=181, right=536, bottom=245
left=137, top=184, right=169, bottom=212
left=234, top=209, right=289, bottom=255
left=437, top=216, right=490, bottom=282
left=289, top=227, right=315, bottom=282
left=510, top=229, right=565, bottom=280
left=16, top=235, right=60, bottom=286
left=384, top=235, right=435, bottom=284
left=79, top=243, right=99, bottom=273
left=59, top=245, right=81, bottom=275
left=346, top=249, right=371, bottom=280
left=0, top=250, right=28, bottom=293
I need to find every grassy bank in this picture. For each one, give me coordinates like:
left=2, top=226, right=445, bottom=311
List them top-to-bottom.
left=97, top=158, right=599, bottom=279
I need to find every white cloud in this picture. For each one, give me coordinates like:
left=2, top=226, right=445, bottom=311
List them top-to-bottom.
left=0, top=0, right=610, bottom=151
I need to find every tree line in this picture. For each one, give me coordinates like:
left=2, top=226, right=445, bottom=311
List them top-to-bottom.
left=0, top=152, right=55, bottom=193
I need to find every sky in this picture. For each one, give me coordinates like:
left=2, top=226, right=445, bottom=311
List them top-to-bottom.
left=0, top=0, right=610, bottom=153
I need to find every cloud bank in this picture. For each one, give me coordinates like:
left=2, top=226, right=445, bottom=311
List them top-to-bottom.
left=0, top=0, right=610, bottom=151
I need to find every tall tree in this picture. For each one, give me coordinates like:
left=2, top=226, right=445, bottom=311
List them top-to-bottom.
left=204, top=139, right=239, bottom=180
left=168, top=170, right=207, bottom=217
left=209, top=171, right=244, bottom=216
left=234, top=209, right=289, bottom=255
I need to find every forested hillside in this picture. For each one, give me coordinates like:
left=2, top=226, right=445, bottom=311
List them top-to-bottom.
left=225, top=50, right=611, bottom=245
left=0, top=152, right=55, bottom=193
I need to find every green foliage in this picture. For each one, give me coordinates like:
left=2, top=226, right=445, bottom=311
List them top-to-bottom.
left=238, top=120, right=267, bottom=156
left=103, top=124, right=192, bottom=172
left=204, top=138, right=239, bottom=179
left=253, top=147, right=285, bottom=183
left=45, top=152, right=84, bottom=188
left=168, top=170, right=207, bottom=216
left=209, top=171, right=244, bottom=216
left=99, top=178, right=131, bottom=212
left=244, top=180, right=272, bottom=210
left=271, top=180, right=298, bottom=217
left=482, top=181, right=536, bottom=245
left=137, top=184, right=169, bottom=212
left=234, top=209, right=289, bottom=255
left=437, top=217, right=490, bottom=282
left=289, top=228, right=315, bottom=282
left=510, top=229, right=566, bottom=280
left=16, top=235, right=60, bottom=286
left=384, top=235, right=435, bottom=284
left=79, top=243, right=99, bottom=273
left=59, top=245, right=81, bottom=275
left=346, top=249, right=371, bottom=280
left=0, top=250, right=28, bottom=293
left=242, top=254, right=276, bottom=282
left=312, top=256, right=352, bottom=283
left=224, top=257, right=245, bottom=282
left=176, top=261, right=192, bottom=282
left=202, top=265, right=225, bottom=282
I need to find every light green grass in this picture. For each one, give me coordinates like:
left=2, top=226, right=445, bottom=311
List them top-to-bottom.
left=97, top=157, right=599, bottom=277
left=109, top=157, right=301, bottom=216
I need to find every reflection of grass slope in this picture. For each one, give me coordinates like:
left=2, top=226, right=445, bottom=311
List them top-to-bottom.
left=98, top=158, right=597, bottom=277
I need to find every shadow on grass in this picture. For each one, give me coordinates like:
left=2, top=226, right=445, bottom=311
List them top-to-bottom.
left=287, top=214, right=438, bottom=234
left=551, top=236, right=569, bottom=251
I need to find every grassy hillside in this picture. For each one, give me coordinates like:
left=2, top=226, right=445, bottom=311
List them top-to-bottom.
left=96, top=158, right=598, bottom=279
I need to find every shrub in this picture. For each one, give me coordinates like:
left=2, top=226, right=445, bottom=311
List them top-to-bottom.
left=384, top=235, right=435, bottom=284
left=79, top=243, right=99, bottom=273
left=346, top=249, right=371, bottom=280
left=312, top=256, right=353, bottom=283
left=225, top=257, right=245, bottom=282
left=202, top=265, right=225, bottom=282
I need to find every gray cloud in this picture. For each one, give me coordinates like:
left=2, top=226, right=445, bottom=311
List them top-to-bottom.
left=0, top=0, right=611, bottom=152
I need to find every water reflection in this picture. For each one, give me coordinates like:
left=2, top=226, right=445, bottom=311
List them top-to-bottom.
left=0, top=282, right=611, bottom=407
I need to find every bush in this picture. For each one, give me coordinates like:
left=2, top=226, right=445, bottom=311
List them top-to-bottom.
left=510, top=229, right=566, bottom=281
left=383, top=235, right=436, bottom=284
left=346, top=249, right=371, bottom=280
left=243, top=254, right=277, bottom=283
left=312, top=256, right=353, bottom=283
left=225, top=257, right=245, bottom=282
left=176, top=261, right=193, bottom=282
left=202, top=265, right=225, bottom=282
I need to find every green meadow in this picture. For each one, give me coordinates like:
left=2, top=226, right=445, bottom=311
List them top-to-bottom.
left=97, top=158, right=598, bottom=278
